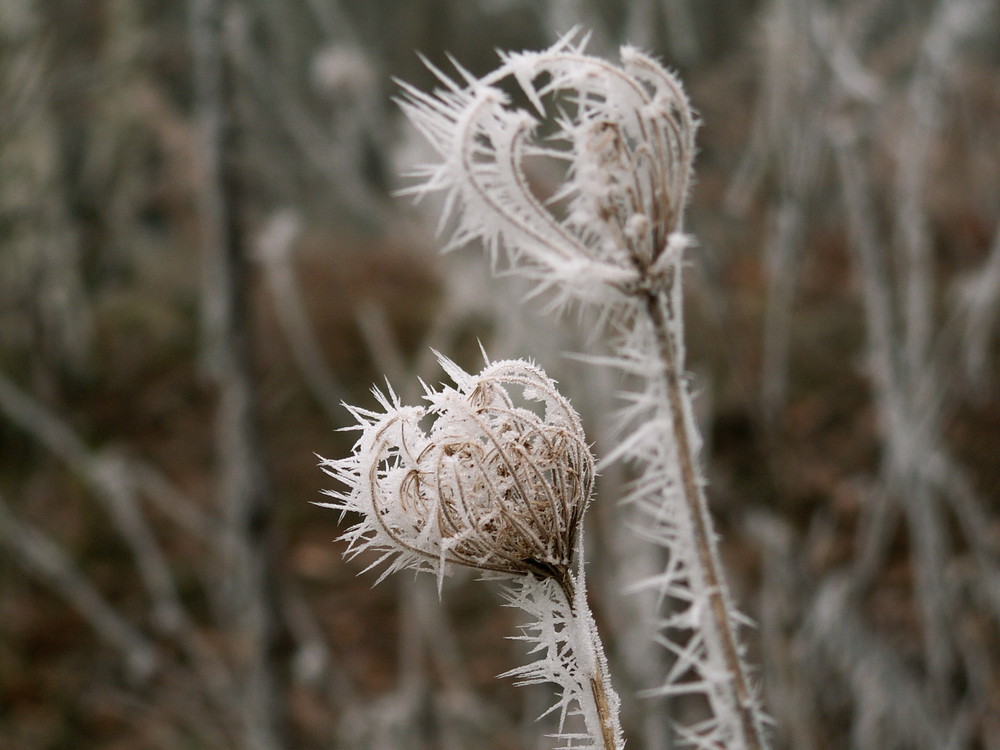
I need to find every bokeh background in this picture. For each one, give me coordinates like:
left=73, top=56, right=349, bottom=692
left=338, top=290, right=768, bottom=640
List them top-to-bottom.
left=2, top=1, right=999, bottom=748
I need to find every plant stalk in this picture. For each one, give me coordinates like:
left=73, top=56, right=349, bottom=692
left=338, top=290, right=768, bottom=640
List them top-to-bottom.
left=645, top=290, right=767, bottom=750
left=556, top=569, right=622, bottom=750
left=589, top=672, right=619, bottom=750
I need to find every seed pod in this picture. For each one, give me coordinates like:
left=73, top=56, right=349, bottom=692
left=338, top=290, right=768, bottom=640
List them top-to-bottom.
left=396, top=30, right=698, bottom=310
left=320, top=355, right=593, bottom=583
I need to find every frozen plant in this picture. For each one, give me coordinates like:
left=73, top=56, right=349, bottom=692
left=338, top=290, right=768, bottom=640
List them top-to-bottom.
left=397, top=30, right=770, bottom=750
left=320, top=354, right=624, bottom=749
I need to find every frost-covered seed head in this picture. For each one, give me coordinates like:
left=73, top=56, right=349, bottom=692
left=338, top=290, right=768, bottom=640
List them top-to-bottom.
left=397, top=29, right=698, bottom=309
left=319, top=356, right=593, bottom=583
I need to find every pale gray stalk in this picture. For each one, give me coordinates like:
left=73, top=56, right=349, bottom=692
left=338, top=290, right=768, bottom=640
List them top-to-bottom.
left=190, top=0, right=287, bottom=746
left=728, top=0, right=839, bottom=423
left=828, top=0, right=1000, bottom=726
left=893, top=0, right=985, bottom=380
left=0, top=11, right=47, bottom=140
left=0, top=21, right=92, bottom=374
left=832, top=126, right=957, bottom=692
left=759, top=198, right=805, bottom=424
left=254, top=210, right=346, bottom=422
left=957, top=222, right=1000, bottom=386
left=0, top=366, right=213, bottom=545
left=0, top=376, right=181, bottom=634
left=926, top=452, right=1000, bottom=620
left=128, top=461, right=215, bottom=543
left=746, top=513, right=820, bottom=750
left=805, top=577, right=951, bottom=750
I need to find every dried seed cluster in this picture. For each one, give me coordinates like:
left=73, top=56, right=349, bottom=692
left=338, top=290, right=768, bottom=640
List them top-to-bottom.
left=397, top=31, right=698, bottom=310
left=320, top=356, right=593, bottom=582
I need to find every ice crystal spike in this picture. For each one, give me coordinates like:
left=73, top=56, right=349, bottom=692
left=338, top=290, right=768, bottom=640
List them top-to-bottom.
left=318, top=355, right=594, bottom=583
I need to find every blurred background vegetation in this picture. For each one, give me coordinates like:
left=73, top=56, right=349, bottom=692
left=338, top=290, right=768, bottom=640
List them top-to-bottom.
left=1, top=1, right=998, bottom=748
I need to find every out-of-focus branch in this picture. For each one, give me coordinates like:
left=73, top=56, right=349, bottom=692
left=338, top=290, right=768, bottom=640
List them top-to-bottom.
left=189, top=0, right=288, bottom=747
left=894, top=0, right=986, bottom=380
left=827, top=1, right=998, bottom=728
left=230, top=12, right=390, bottom=227
left=832, top=123, right=958, bottom=694
left=254, top=210, right=346, bottom=423
left=957, top=222, right=1000, bottom=387
left=353, top=299, right=409, bottom=391
left=0, top=369, right=240, bottom=723
left=0, top=371, right=212, bottom=544
left=0, top=490, right=158, bottom=682
left=747, top=512, right=820, bottom=750
left=805, top=576, right=950, bottom=750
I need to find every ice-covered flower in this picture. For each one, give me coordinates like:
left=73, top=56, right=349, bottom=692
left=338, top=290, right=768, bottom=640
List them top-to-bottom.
left=397, top=28, right=698, bottom=310
left=319, top=354, right=593, bottom=585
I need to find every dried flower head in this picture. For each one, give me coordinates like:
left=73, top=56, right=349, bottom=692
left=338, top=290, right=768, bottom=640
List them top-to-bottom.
left=397, top=29, right=698, bottom=309
left=319, top=354, right=593, bottom=585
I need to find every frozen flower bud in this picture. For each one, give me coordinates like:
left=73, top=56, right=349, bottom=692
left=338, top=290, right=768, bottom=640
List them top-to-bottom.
left=319, top=355, right=593, bottom=585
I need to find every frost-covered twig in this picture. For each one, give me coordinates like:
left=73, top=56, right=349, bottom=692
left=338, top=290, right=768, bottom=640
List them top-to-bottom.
left=395, top=31, right=769, bottom=749
left=956, top=222, right=1000, bottom=387
left=320, top=355, right=623, bottom=749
